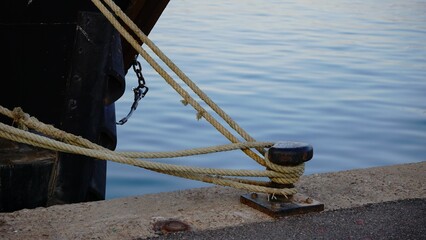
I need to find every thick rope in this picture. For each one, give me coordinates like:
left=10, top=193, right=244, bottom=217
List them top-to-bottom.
left=0, top=0, right=307, bottom=196
left=90, top=0, right=267, bottom=166
left=100, top=0, right=265, bottom=155
left=0, top=106, right=304, bottom=196
left=0, top=106, right=270, bottom=159
left=0, top=119, right=302, bottom=196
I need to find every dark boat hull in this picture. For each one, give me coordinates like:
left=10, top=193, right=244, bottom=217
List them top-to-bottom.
left=0, top=0, right=169, bottom=212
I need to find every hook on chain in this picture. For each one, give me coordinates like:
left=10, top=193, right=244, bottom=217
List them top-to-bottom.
left=116, top=56, right=149, bottom=125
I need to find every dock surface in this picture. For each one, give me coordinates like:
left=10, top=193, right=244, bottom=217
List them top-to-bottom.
left=0, top=161, right=425, bottom=239
left=149, top=198, right=425, bottom=240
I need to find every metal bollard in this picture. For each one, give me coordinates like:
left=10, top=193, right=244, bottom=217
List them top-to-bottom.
left=240, top=141, right=324, bottom=218
left=267, top=141, right=313, bottom=191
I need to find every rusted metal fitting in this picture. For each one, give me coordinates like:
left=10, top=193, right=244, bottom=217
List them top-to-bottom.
left=241, top=192, right=324, bottom=218
left=153, top=219, right=191, bottom=235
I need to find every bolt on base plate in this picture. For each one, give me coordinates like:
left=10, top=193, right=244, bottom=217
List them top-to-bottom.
left=240, top=193, right=324, bottom=218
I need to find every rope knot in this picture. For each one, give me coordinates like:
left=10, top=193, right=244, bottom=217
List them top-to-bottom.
left=180, top=99, right=189, bottom=106
left=12, top=107, right=30, bottom=130
left=12, top=107, right=29, bottom=121
left=196, top=110, right=205, bottom=120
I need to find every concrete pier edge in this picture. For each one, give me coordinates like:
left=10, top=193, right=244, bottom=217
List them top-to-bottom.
left=0, top=161, right=425, bottom=239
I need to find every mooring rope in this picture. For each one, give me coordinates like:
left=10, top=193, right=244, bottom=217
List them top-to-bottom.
left=0, top=0, right=307, bottom=196
left=90, top=0, right=267, bottom=166
left=101, top=0, right=264, bottom=154
left=0, top=106, right=303, bottom=196
left=1, top=106, right=270, bottom=159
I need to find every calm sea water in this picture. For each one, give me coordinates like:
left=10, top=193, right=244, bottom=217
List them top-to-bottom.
left=106, top=0, right=426, bottom=199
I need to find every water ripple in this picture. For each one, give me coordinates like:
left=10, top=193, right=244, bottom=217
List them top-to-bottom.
left=108, top=0, right=426, bottom=198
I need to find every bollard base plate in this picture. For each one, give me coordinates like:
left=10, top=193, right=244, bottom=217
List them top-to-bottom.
left=240, top=193, right=324, bottom=218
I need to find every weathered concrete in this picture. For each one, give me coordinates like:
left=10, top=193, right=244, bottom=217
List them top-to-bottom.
left=0, top=161, right=425, bottom=239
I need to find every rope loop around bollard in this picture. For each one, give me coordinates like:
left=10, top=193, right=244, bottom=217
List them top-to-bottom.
left=0, top=105, right=305, bottom=195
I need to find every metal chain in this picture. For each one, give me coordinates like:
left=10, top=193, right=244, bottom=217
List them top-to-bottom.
left=116, top=57, right=149, bottom=125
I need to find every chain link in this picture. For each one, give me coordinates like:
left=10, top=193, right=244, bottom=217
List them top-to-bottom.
left=116, top=57, right=149, bottom=125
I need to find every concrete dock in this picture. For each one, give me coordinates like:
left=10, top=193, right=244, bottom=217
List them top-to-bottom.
left=0, top=161, right=425, bottom=239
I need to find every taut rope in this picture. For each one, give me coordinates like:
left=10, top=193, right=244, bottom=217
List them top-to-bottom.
left=0, top=0, right=306, bottom=196
left=91, top=0, right=267, bottom=166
